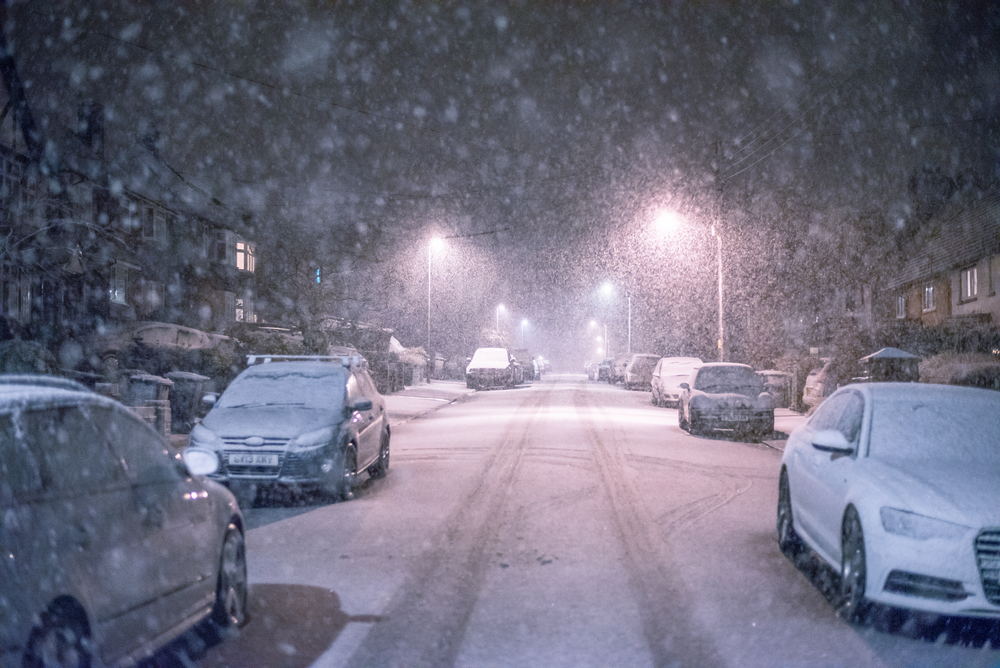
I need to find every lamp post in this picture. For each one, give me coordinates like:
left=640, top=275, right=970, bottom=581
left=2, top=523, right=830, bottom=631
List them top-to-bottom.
left=655, top=210, right=724, bottom=362
left=711, top=224, right=724, bottom=362
left=427, top=237, right=444, bottom=353
left=496, top=304, right=505, bottom=334
left=520, top=319, right=528, bottom=347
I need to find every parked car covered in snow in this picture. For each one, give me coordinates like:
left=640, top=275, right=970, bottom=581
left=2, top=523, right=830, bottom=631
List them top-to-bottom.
left=466, top=347, right=518, bottom=390
left=622, top=353, right=660, bottom=390
left=190, top=354, right=390, bottom=506
left=650, top=357, right=703, bottom=407
left=678, top=363, right=774, bottom=440
left=0, top=375, right=247, bottom=668
left=777, top=383, right=1000, bottom=622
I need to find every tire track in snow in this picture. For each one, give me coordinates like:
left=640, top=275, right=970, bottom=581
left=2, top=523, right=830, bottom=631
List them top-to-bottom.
left=573, top=383, right=727, bottom=668
left=344, top=384, right=550, bottom=668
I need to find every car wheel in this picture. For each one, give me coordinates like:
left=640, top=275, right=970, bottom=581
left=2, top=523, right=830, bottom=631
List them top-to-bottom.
left=678, top=406, right=690, bottom=432
left=689, top=411, right=703, bottom=435
left=370, top=429, right=390, bottom=479
left=339, top=445, right=358, bottom=501
left=776, top=470, right=803, bottom=558
left=839, top=507, right=870, bottom=623
left=211, top=524, right=249, bottom=631
left=24, top=602, right=91, bottom=668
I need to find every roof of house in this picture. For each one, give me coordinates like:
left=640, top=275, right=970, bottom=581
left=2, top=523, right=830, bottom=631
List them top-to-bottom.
left=888, top=186, right=1000, bottom=290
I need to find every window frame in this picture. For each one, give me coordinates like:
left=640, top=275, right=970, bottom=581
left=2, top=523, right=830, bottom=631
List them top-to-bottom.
left=960, top=265, right=978, bottom=303
left=921, top=282, right=935, bottom=312
left=894, top=294, right=906, bottom=319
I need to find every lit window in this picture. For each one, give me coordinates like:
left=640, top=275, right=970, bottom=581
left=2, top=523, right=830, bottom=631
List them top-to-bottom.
left=236, top=240, right=255, bottom=272
left=960, top=266, right=977, bottom=301
left=922, top=283, right=935, bottom=312
left=895, top=294, right=905, bottom=319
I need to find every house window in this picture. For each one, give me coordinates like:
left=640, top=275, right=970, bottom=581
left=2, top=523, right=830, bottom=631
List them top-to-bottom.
left=142, top=207, right=167, bottom=244
left=210, top=229, right=235, bottom=264
left=236, top=240, right=255, bottom=272
left=109, top=263, right=132, bottom=304
left=0, top=266, right=32, bottom=325
left=960, top=266, right=978, bottom=302
left=922, top=283, right=935, bottom=312
left=895, top=294, right=905, bottom=319
left=235, top=296, right=255, bottom=323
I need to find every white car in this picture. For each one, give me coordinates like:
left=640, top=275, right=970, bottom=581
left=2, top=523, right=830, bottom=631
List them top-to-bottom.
left=650, top=357, right=702, bottom=406
left=777, top=382, right=1000, bottom=622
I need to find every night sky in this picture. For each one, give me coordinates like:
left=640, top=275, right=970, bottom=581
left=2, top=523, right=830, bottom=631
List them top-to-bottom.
left=8, top=1, right=999, bottom=368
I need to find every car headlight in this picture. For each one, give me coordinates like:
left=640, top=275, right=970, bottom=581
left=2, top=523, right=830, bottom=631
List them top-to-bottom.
left=189, top=423, right=221, bottom=449
left=289, top=426, right=336, bottom=452
left=879, top=507, right=970, bottom=541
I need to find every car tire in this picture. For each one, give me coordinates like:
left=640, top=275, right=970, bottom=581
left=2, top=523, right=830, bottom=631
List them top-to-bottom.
left=678, top=406, right=690, bottom=432
left=689, top=411, right=704, bottom=435
left=370, top=429, right=390, bottom=479
left=339, top=445, right=358, bottom=501
left=776, top=471, right=803, bottom=558
left=839, top=507, right=870, bottom=623
left=211, top=524, right=249, bottom=631
left=23, top=601, right=91, bottom=668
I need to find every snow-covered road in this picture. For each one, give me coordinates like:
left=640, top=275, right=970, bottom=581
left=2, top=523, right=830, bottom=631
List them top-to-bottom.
left=178, top=375, right=999, bottom=668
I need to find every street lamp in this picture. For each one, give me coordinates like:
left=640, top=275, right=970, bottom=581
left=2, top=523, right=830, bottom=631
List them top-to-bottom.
left=656, top=210, right=724, bottom=362
left=711, top=224, right=724, bottom=362
left=427, top=236, right=445, bottom=353
left=599, top=283, right=630, bottom=354
left=496, top=304, right=505, bottom=333
left=520, top=319, right=528, bottom=347
left=589, top=319, right=609, bottom=358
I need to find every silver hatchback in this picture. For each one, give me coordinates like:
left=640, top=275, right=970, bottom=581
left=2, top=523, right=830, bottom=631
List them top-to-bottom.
left=0, top=375, right=247, bottom=668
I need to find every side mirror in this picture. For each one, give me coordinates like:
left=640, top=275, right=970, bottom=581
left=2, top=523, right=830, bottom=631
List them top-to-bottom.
left=680, top=382, right=690, bottom=390
left=202, top=393, right=218, bottom=408
left=350, top=399, right=373, bottom=412
left=811, top=429, right=854, bottom=455
left=183, top=447, right=220, bottom=476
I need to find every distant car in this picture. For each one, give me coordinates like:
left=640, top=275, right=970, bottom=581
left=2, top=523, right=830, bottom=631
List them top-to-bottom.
left=466, top=347, right=518, bottom=390
left=512, top=349, right=536, bottom=381
left=609, top=352, right=631, bottom=385
left=622, top=353, right=660, bottom=390
left=190, top=354, right=390, bottom=506
left=597, top=357, right=614, bottom=382
left=650, top=357, right=703, bottom=407
left=802, top=358, right=834, bottom=412
left=585, top=361, right=601, bottom=381
left=678, top=363, right=774, bottom=439
left=0, top=375, right=247, bottom=668
left=777, top=383, right=1000, bottom=622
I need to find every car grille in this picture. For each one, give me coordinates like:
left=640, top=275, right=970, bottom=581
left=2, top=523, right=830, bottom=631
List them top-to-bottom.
left=222, top=436, right=290, bottom=448
left=975, top=529, right=1000, bottom=605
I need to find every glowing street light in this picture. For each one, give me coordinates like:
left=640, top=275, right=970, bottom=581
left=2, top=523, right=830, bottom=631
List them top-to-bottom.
left=655, top=210, right=725, bottom=362
left=427, top=236, right=445, bottom=352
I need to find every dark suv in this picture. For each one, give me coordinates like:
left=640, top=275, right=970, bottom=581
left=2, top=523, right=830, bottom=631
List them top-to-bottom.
left=190, top=354, right=391, bottom=506
left=0, top=375, right=246, bottom=668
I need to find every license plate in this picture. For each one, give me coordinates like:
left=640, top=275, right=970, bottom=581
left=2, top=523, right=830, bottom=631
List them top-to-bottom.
left=728, top=413, right=749, bottom=421
left=229, top=453, right=279, bottom=466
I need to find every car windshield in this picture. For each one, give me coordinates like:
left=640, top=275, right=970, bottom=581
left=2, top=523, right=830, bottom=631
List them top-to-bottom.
left=694, top=368, right=763, bottom=394
left=217, top=369, right=346, bottom=410
left=869, top=394, right=1000, bottom=466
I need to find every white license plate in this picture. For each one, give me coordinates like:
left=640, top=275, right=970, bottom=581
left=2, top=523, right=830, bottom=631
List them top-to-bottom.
left=728, top=414, right=749, bottom=421
left=229, top=453, right=279, bottom=466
